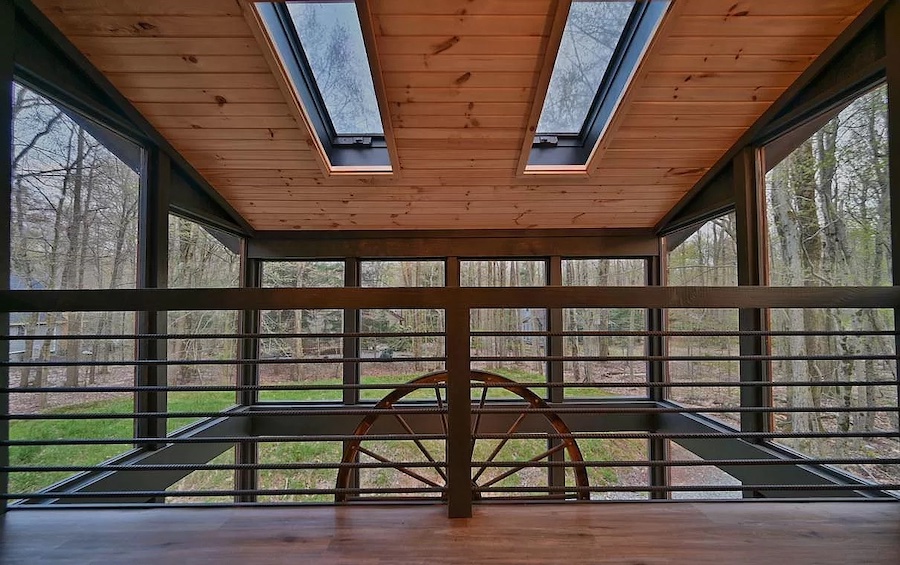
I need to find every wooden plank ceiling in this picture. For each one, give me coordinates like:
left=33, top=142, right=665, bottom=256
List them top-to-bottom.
left=34, top=0, right=871, bottom=231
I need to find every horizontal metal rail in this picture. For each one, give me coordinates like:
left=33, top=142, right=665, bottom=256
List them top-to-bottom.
left=2, top=329, right=891, bottom=341
left=0, top=331, right=446, bottom=341
left=470, top=354, right=896, bottom=362
left=2, top=356, right=447, bottom=368
left=5, top=379, right=895, bottom=394
left=7, top=405, right=896, bottom=421
left=5, top=430, right=897, bottom=447
left=4, top=458, right=897, bottom=473
left=473, top=485, right=900, bottom=493
left=3, top=488, right=446, bottom=500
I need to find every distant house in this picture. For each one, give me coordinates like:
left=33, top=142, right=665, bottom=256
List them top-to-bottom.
left=9, top=274, right=63, bottom=362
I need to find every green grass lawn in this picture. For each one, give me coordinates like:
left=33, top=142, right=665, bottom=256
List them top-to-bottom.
left=9, top=370, right=645, bottom=499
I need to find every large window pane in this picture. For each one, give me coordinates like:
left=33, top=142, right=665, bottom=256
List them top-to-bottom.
left=9, top=82, right=141, bottom=499
left=766, top=84, right=890, bottom=287
left=668, top=216, right=739, bottom=427
left=260, top=262, right=345, bottom=401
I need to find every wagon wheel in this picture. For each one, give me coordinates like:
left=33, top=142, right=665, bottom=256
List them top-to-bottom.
left=336, top=370, right=589, bottom=502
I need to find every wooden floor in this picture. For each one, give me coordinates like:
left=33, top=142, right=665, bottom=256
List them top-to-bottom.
left=1, top=502, right=899, bottom=564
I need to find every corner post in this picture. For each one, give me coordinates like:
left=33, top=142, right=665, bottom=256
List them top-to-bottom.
left=734, top=146, right=771, bottom=497
left=135, top=148, right=169, bottom=449
left=235, top=241, right=260, bottom=502
left=647, top=247, right=670, bottom=499
left=343, top=257, right=361, bottom=492
left=547, top=257, right=565, bottom=492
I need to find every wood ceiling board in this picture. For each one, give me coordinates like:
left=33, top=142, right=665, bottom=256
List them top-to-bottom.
left=32, top=0, right=872, bottom=231
left=36, top=0, right=245, bottom=17
left=372, top=0, right=554, bottom=16
left=58, top=15, right=254, bottom=37
left=372, top=15, right=549, bottom=37
left=76, top=37, right=264, bottom=56
left=377, top=37, right=546, bottom=56
left=89, top=54, right=273, bottom=73
left=642, top=71, right=802, bottom=88
left=104, top=72, right=282, bottom=89
left=383, top=72, right=538, bottom=89
left=123, top=88, right=288, bottom=104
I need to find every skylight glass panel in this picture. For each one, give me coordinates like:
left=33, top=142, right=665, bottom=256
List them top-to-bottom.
left=286, top=1, right=384, bottom=136
left=537, top=1, right=635, bottom=135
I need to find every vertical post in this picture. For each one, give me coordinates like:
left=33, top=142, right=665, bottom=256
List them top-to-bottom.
left=0, top=0, right=15, bottom=514
left=886, top=0, right=900, bottom=427
left=734, top=146, right=770, bottom=498
left=135, top=148, right=169, bottom=448
left=235, top=241, right=260, bottom=502
left=647, top=249, right=670, bottom=499
left=343, top=257, right=361, bottom=492
left=444, top=257, right=470, bottom=515
left=547, top=257, right=565, bottom=492
left=446, top=303, right=472, bottom=518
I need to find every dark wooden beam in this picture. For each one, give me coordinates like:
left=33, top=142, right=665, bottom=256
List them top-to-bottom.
left=249, top=230, right=659, bottom=260
left=4, top=286, right=900, bottom=313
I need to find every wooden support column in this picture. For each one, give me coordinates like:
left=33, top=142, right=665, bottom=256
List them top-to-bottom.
left=0, top=0, right=14, bottom=514
left=886, top=0, right=900, bottom=427
left=734, top=146, right=770, bottom=498
left=135, top=148, right=169, bottom=448
left=235, top=241, right=260, bottom=502
left=647, top=250, right=670, bottom=499
left=547, top=257, right=565, bottom=492
left=446, top=303, right=472, bottom=518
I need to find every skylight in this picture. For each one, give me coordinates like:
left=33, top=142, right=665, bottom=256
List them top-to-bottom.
left=529, top=0, right=669, bottom=168
left=255, top=1, right=391, bottom=171
left=537, top=1, right=635, bottom=135
left=285, top=2, right=383, bottom=136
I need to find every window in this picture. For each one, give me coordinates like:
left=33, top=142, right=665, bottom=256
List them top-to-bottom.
left=528, top=0, right=668, bottom=169
left=254, top=1, right=391, bottom=171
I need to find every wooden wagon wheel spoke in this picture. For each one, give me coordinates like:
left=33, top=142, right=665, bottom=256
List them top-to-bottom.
left=336, top=370, right=589, bottom=503
left=393, top=412, right=447, bottom=482
left=471, top=412, right=528, bottom=483
left=479, top=442, right=567, bottom=489
left=356, top=446, right=444, bottom=489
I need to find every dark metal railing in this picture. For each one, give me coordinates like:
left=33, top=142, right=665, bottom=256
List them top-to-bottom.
left=1, top=286, right=898, bottom=513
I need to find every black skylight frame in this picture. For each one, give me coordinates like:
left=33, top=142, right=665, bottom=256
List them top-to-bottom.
left=529, top=0, right=668, bottom=168
left=256, top=2, right=391, bottom=170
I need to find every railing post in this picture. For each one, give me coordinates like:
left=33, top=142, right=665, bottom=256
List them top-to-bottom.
left=0, top=0, right=15, bottom=515
left=886, top=0, right=900, bottom=433
left=135, top=148, right=169, bottom=451
left=235, top=242, right=260, bottom=502
left=647, top=248, right=670, bottom=499
left=547, top=257, right=566, bottom=492
left=343, top=258, right=361, bottom=493
left=446, top=304, right=472, bottom=518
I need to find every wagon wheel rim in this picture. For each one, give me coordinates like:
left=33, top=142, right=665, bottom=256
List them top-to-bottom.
left=336, top=370, right=589, bottom=502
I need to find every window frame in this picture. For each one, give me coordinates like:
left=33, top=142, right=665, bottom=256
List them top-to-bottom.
left=527, top=0, right=668, bottom=169
left=255, top=1, right=392, bottom=171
